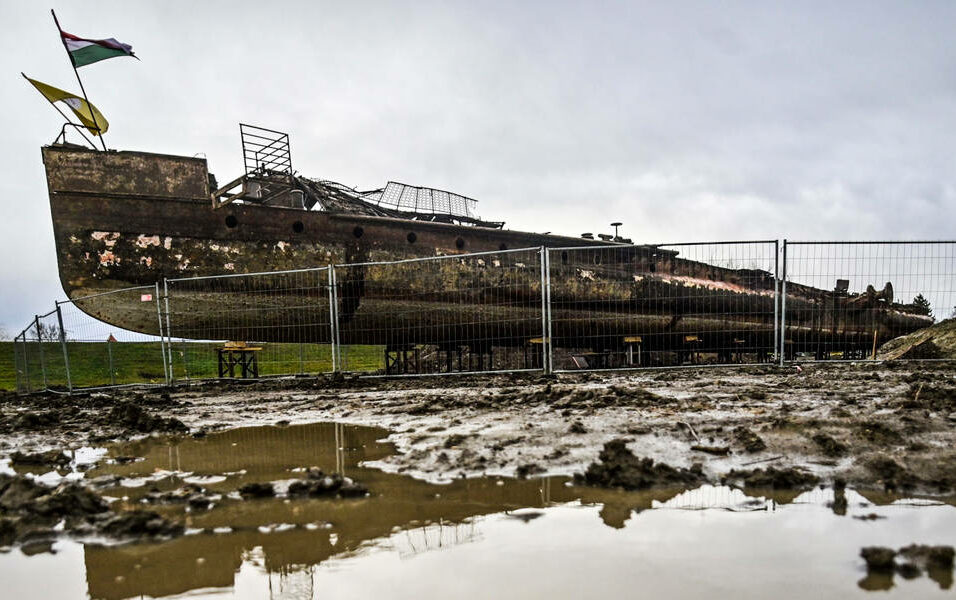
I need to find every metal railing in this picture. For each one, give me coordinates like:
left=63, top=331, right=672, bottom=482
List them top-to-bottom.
left=11, top=240, right=955, bottom=394
left=546, top=241, right=779, bottom=371
left=779, top=241, right=956, bottom=363
left=335, top=247, right=546, bottom=376
left=165, top=267, right=335, bottom=381
left=13, top=285, right=167, bottom=394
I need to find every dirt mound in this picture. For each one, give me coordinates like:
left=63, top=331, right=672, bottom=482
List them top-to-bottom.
left=878, top=318, right=956, bottom=360
left=897, top=382, right=956, bottom=412
left=109, top=401, right=188, bottom=434
left=733, top=427, right=767, bottom=453
left=811, top=433, right=848, bottom=457
left=575, top=439, right=705, bottom=490
left=9, top=449, right=71, bottom=468
left=864, top=455, right=920, bottom=491
left=287, top=470, right=368, bottom=498
left=0, top=474, right=113, bottom=547
left=238, top=482, right=275, bottom=498
left=98, top=510, right=184, bottom=539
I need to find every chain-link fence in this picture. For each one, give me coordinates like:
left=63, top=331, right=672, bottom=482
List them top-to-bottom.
left=10, top=240, right=956, bottom=394
left=781, top=241, right=956, bottom=362
left=547, top=242, right=779, bottom=370
left=335, top=248, right=546, bottom=375
left=164, top=267, right=336, bottom=381
left=13, top=286, right=167, bottom=393
left=57, top=286, right=168, bottom=391
left=14, top=308, right=68, bottom=394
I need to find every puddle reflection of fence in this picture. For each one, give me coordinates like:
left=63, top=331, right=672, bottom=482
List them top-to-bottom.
left=393, top=520, right=483, bottom=560
left=268, top=564, right=315, bottom=600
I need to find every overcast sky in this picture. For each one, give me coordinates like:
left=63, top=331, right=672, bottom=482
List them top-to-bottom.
left=1, top=1, right=954, bottom=335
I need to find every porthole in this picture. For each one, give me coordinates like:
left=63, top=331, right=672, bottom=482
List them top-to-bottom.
left=225, top=215, right=238, bottom=228
left=292, top=221, right=304, bottom=233
left=353, top=226, right=364, bottom=239
left=407, top=232, right=417, bottom=244
left=455, top=237, right=466, bottom=250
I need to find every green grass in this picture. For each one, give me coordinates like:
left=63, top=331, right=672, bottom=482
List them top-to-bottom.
left=0, top=341, right=384, bottom=391
left=0, top=342, right=16, bottom=391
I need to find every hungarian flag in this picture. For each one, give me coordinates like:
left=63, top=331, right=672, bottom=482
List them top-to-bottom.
left=60, top=31, right=136, bottom=68
left=23, top=75, right=109, bottom=135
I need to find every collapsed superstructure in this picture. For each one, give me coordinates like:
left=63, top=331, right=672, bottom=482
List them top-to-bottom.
left=211, top=124, right=504, bottom=228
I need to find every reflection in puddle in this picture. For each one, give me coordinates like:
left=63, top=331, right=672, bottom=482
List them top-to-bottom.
left=1, top=422, right=954, bottom=599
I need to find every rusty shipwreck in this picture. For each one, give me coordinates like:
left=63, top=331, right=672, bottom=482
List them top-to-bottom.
left=42, top=125, right=932, bottom=367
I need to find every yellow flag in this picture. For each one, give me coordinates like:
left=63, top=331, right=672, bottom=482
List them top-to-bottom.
left=25, top=76, right=109, bottom=136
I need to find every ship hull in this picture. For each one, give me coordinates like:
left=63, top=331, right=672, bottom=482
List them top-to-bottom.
left=43, top=145, right=931, bottom=359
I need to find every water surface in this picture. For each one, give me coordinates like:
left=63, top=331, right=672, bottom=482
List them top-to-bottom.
left=1, top=422, right=954, bottom=599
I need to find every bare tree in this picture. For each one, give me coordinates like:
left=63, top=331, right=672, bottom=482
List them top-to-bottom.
left=34, top=323, right=63, bottom=342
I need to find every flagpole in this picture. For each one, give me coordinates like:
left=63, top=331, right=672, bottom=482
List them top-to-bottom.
left=51, top=9, right=107, bottom=151
left=22, top=73, right=98, bottom=149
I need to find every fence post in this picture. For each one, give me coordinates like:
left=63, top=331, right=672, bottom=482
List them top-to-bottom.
left=779, top=239, right=788, bottom=366
left=773, top=240, right=780, bottom=364
left=540, top=246, right=553, bottom=374
left=547, top=247, right=554, bottom=374
left=328, top=266, right=340, bottom=372
left=163, top=279, right=175, bottom=383
left=154, top=282, right=170, bottom=385
left=55, top=303, right=72, bottom=394
left=34, top=315, right=48, bottom=391
left=21, top=329, right=32, bottom=393
left=13, top=333, right=23, bottom=394
left=107, top=337, right=115, bottom=386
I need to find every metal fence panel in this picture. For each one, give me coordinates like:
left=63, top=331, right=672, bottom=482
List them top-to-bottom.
left=12, top=239, right=956, bottom=395
left=781, top=241, right=956, bottom=361
left=547, top=242, right=780, bottom=371
left=335, top=248, right=546, bottom=375
left=165, top=267, right=334, bottom=381
left=56, top=286, right=168, bottom=391
left=13, top=330, right=32, bottom=394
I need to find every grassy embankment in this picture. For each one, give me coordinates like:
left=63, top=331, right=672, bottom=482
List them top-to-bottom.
left=0, top=341, right=384, bottom=391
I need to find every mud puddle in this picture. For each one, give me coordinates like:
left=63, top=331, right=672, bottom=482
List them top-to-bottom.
left=1, top=421, right=955, bottom=599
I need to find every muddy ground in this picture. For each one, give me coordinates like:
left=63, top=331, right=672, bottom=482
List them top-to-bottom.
left=2, top=361, right=955, bottom=497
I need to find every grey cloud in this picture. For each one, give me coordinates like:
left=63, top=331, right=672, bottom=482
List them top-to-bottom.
left=1, top=0, right=954, bottom=331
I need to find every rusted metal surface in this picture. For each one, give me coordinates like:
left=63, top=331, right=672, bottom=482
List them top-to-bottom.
left=42, top=145, right=931, bottom=357
left=43, top=145, right=208, bottom=201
